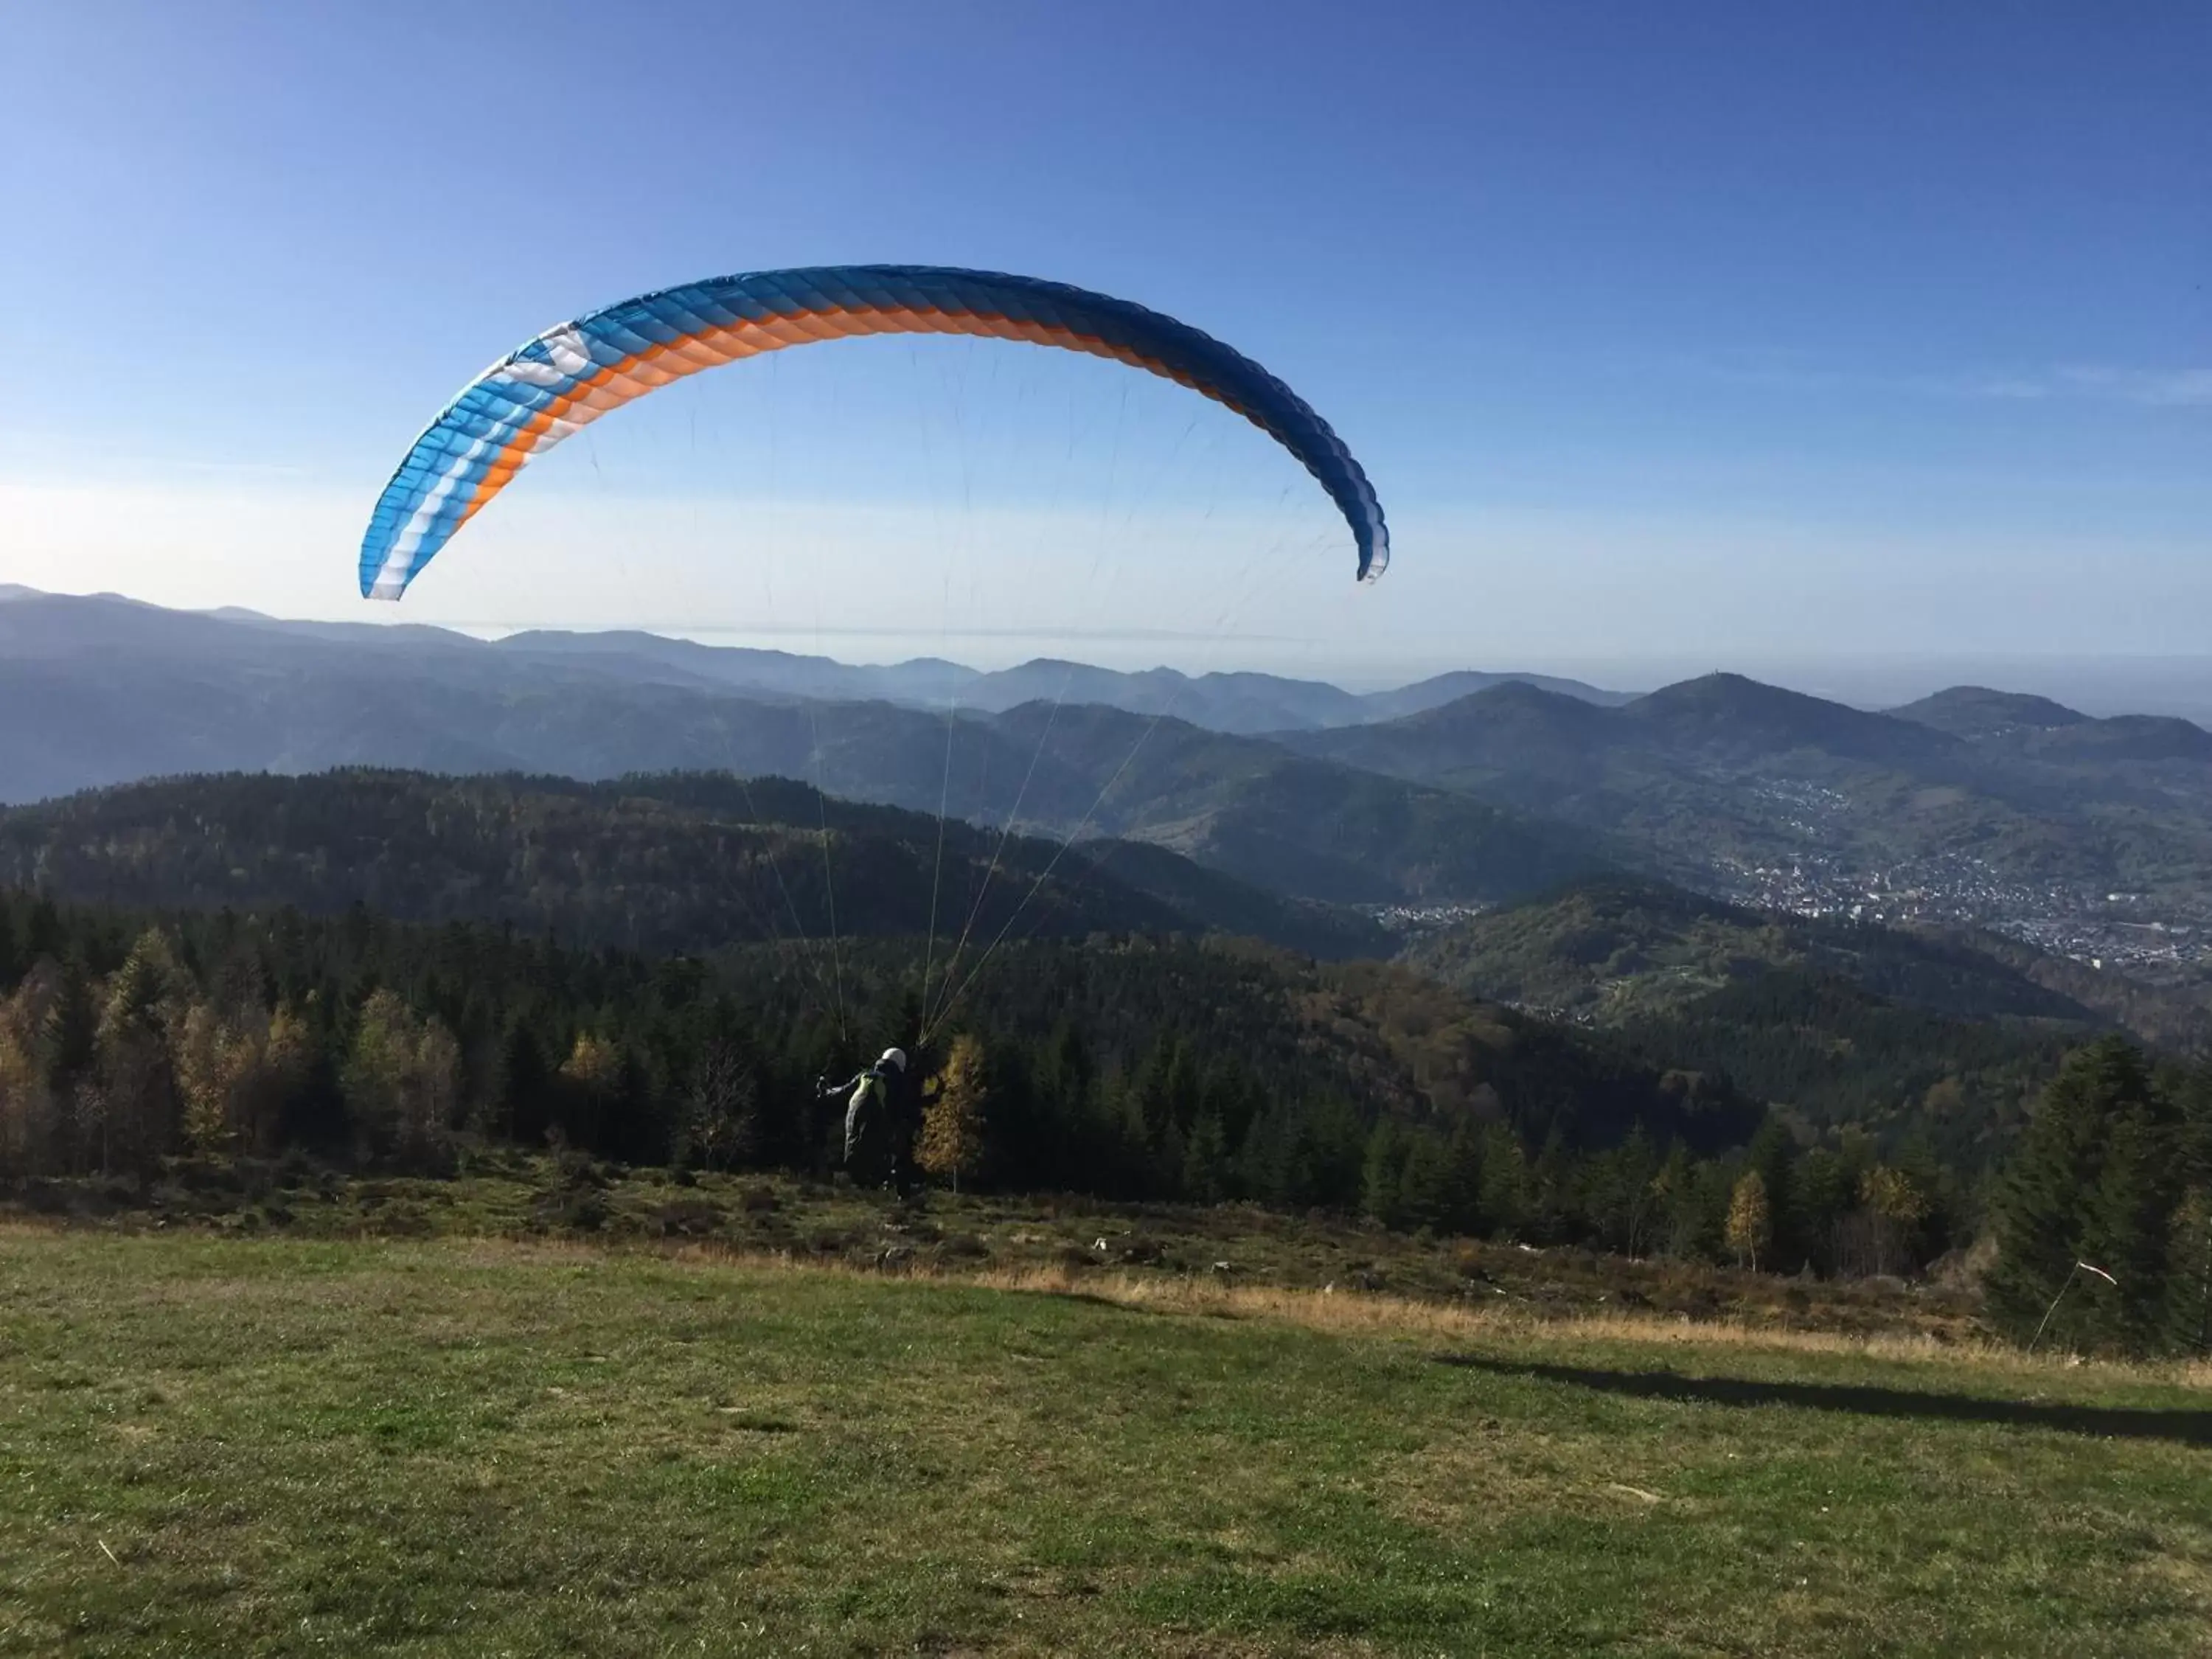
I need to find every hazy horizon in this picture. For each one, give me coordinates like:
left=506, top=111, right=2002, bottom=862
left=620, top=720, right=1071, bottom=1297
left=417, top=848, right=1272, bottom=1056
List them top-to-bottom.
left=4, top=4, right=2204, bottom=675
left=15, top=578, right=2212, bottom=724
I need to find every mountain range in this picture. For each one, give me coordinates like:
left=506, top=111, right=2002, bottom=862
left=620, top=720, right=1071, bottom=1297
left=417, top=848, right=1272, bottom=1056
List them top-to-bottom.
left=0, top=586, right=1624, bottom=781
left=7, top=587, right=2212, bottom=967
left=0, top=589, right=1603, bottom=906
left=1281, top=672, right=2212, bottom=936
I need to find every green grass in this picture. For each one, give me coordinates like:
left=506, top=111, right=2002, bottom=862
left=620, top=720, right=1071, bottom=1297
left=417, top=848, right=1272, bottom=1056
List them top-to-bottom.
left=15, top=1154, right=1988, bottom=1342
left=3, top=1227, right=2208, bottom=1655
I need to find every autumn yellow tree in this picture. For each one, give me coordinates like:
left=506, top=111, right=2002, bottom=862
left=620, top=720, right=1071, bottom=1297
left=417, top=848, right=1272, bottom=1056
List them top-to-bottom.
left=95, top=931, right=185, bottom=1174
left=0, top=964, right=61, bottom=1179
left=346, top=990, right=461, bottom=1165
left=175, top=1001, right=251, bottom=1157
left=177, top=1001, right=315, bottom=1159
left=253, top=1007, right=313, bottom=1155
left=0, top=1022, right=48, bottom=1180
left=558, top=1031, right=622, bottom=1150
left=917, top=1034, right=989, bottom=1194
left=1860, top=1164, right=1928, bottom=1278
left=1725, top=1169, right=1772, bottom=1273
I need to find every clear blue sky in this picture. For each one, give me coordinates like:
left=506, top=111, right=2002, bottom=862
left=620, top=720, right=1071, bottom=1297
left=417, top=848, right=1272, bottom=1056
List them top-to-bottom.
left=1, top=0, right=2205, bottom=686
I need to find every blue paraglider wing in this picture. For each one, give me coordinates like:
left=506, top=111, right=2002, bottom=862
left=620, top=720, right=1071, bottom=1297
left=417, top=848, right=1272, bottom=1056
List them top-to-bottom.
left=361, top=266, right=1388, bottom=599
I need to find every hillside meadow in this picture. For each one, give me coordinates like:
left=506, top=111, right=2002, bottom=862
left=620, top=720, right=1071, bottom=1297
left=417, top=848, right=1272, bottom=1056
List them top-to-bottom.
left=3, top=1204, right=2208, bottom=1656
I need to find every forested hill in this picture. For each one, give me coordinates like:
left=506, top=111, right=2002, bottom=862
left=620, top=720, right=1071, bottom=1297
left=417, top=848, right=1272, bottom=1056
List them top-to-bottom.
left=1279, top=671, right=2212, bottom=922
left=0, top=771, right=1391, bottom=960
left=1406, top=874, right=2102, bottom=1025
left=1400, top=875, right=2133, bottom=1164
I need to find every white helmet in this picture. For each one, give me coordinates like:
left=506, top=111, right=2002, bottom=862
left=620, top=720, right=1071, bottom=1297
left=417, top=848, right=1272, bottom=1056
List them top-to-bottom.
left=879, top=1047, right=908, bottom=1074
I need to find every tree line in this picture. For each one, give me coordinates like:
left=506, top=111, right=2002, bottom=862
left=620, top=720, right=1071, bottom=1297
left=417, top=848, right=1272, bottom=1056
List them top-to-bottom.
left=2, top=885, right=2204, bottom=1350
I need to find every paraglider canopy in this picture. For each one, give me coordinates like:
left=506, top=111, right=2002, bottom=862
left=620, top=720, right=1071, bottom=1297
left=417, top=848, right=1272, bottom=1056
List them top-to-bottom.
left=359, top=265, right=1388, bottom=602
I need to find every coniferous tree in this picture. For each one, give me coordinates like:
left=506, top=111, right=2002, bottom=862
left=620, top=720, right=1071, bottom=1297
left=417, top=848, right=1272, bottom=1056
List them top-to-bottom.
left=0, top=878, right=2084, bottom=1276
left=23, top=898, right=63, bottom=967
left=42, top=959, right=97, bottom=1102
left=498, top=1022, right=552, bottom=1147
left=558, top=1032, right=622, bottom=1151
left=1986, top=1037, right=2158, bottom=1349
left=2084, top=1099, right=2178, bottom=1352
left=1181, top=1110, right=1231, bottom=1203
left=1745, top=1117, right=1800, bottom=1270
left=1361, top=1121, right=1409, bottom=1230
left=1478, top=1123, right=1529, bottom=1239
left=1441, top=1124, right=1487, bottom=1239
left=1397, top=1130, right=1456, bottom=1235
left=1793, top=1147, right=1853, bottom=1276
left=2166, top=1188, right=2212, bottom=1358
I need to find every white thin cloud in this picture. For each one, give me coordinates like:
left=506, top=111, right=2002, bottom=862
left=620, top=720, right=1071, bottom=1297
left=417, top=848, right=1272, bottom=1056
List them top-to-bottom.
left=1691, top=354, right=2212, bottom=408
left=2052, top=366, right=2212, bottom=408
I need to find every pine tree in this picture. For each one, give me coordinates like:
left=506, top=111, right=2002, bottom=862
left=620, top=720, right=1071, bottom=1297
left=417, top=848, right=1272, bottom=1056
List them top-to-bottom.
left=23, top=898, right=63, bottom=966
left=41, top=960, right=97, bottom=1100
left=498, top=1023, right=551, bottom=1145
left=1986, top=1037, right=2158, bottom=1348
left=2085, top=1101, right=2177, bottom=1352
left=1181, top=1110, right=1230, bottom=1203
left=1361, top=1121, right=1408, bottom=1229
left=1441, top=1123, right=1486, bottom=1239
left=1477, top=1123, right=1528, bottom=1240
left=1590, top=1123, right=1660, bottom=1256
left=1526, top=1127, right=1574, bottom=1245
left=1397, top=1130, right=1455, bottom=1235
left=1654, top=1140, right=1717, bottom=1259
left=1794, top=1147, right=1854, bottom=1276
left=2165, top=1188, right=2212, bottom=1358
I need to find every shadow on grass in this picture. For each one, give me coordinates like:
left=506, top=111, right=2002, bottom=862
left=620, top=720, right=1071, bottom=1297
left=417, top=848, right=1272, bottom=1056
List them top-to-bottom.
left=998, top=1286, right=1151, bottom=1315
left=1435, top=1354, right=2212, bottom=1447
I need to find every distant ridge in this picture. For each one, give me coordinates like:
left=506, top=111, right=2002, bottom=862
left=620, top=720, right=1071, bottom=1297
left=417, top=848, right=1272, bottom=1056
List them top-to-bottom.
left=0, top=585, right=1629, bottom=737
left=0, top=588, right=1603, bottom=908
left=10, top=588, right=2212, bottom=953
left=1624, top=672, right=1961, bottom=764
left=1890, top=686, right=2090, bottom=737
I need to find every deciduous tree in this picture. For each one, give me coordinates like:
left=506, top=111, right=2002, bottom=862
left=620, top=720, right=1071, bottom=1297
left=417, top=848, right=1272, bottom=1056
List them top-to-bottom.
left=918, top=1033, right=990, bottom=1193
left=1725, top=1169, right=1771, bottom=1272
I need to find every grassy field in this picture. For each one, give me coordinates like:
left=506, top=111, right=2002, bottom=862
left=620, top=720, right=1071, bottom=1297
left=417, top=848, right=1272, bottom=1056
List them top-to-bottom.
left=7, top=1153, right=1987, bottom=1341
left=3, top=1222, right=2208, bottom=1656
